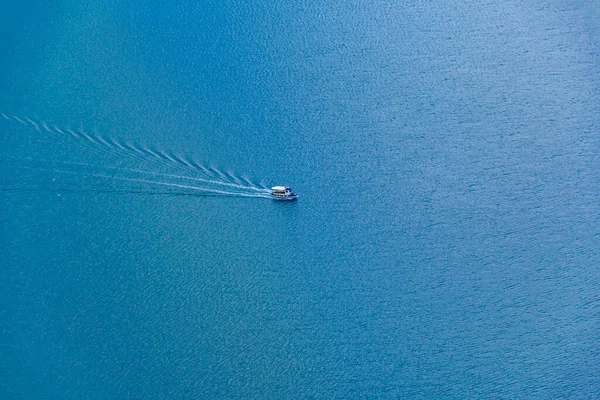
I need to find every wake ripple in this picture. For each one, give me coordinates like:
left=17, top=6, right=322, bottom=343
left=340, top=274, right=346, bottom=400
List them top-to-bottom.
left=1, top=113, right=273, bottom=198
left=5, top=163, right=272, bottom=199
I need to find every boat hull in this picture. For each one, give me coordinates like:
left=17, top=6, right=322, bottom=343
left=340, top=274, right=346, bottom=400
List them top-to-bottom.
left=271, top=194, right=298, bottom=201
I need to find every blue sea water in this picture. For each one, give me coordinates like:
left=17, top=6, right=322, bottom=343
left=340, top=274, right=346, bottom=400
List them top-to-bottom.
left=1, top=0, right=599, bottom=398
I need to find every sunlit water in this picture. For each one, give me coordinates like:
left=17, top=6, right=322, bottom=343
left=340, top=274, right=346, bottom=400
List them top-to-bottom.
left=1, top=1, right=599, bottom=398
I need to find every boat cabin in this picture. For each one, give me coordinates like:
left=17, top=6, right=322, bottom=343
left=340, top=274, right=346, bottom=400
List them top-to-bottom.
left=271, top=186, right=298, bottom=200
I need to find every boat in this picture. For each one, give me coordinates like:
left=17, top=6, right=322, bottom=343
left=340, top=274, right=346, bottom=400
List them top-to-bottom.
left=271, top=186, right=298, bottom=200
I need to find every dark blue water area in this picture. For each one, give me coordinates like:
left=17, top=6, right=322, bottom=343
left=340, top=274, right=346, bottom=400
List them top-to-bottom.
left=1, top=0, right=600, bottom=398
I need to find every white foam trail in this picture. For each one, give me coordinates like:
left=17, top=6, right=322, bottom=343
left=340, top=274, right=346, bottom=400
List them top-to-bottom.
left=4, top=115, right=267, bottom=193
left=3, top=154, right=264, bottom=193
left=48, top=158, right=262, bottom=192
left=9, top=165, right=270, bottom=198
left=130, top=167, right=265, bottom=192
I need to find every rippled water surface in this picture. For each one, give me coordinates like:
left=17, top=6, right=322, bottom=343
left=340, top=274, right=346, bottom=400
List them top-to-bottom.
left=1, top=1, right=599, bottom=398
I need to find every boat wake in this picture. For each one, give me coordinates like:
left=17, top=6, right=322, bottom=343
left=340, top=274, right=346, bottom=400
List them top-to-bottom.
left=0, top=113, right=272, bottom=199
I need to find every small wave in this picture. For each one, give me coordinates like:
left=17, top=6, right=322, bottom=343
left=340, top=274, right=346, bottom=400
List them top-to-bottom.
left=12, top=115, right=27, bottom=125
left=26, top=118, right=40, bottom=131
left=42, top=122, right=53, bottom=132
left=66, top=128, right=84, bottom=140
left=93, top=134, right=113, bottom=148
left=168, top=152, right=197, bottom=169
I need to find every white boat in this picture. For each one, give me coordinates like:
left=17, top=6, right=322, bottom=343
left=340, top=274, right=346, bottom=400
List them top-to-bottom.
left=271, top=186, right=298, bottom=200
